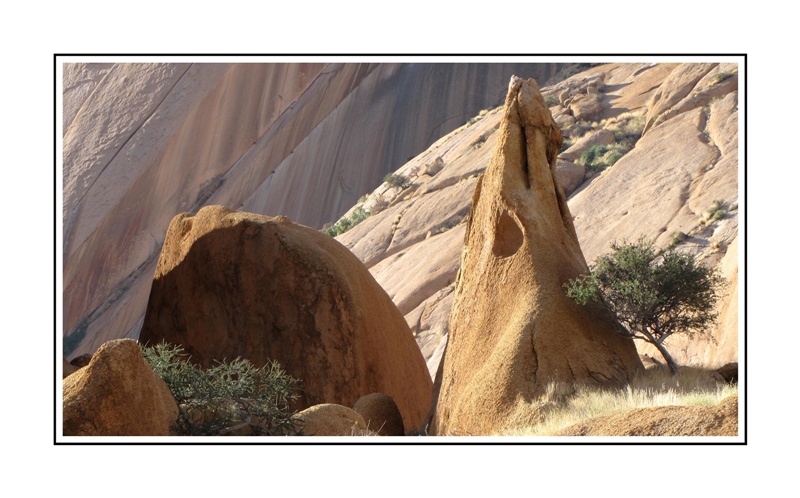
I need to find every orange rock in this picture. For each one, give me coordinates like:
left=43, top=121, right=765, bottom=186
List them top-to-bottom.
left=430, top=77, right=642, bottom=435
left=138, top=206, right=432, bottom=433
left=63, top=339, right=178, bottom=436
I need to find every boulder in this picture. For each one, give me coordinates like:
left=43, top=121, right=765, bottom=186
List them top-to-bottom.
left=430, top=77, right=642, bottom=435
left=559, top=129, right=616, bottom=162
left=555, top=159, right=585, bottom=196
left=138, top=206, right=432, bottom=433
left=62, top=339, right=178, bottom=436
left=70, top=353, right=93, bottom=368
left=715, top=363, right=738, bottom=384
left=353, top=393, right=405, bottom=436
left=294, top=404, right=375, bottom=436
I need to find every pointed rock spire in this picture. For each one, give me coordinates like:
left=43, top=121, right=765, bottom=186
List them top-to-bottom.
left=430, top=77, right=642, bottom=435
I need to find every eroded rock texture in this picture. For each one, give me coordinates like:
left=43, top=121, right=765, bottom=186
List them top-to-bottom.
left=429, top=77, right=642, bottom=435
left=138, top=206, right=432, bottom=433
left=62, top=339, right=178, bottom=436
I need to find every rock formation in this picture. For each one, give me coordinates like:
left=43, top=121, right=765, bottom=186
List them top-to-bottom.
left=62, top=62, right=565, bottom=360
left=335, top=62, right=738, bottom=379
left=429, top=77, right=642, bottom=435
left=138, top=205, right=432, bottom=433
left=62, top=339, right=178, bottom=436
left=353, top=393, right=405, bottom=436
left=293, top=404, right=376, bottom=436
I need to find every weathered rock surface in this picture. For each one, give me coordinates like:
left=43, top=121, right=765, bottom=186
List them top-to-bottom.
left=62, top=62, right=566, bottom=359
left=334, top=63, right=739, bottom=381
left=429, top=77, right=642, bottom=435
left=138, top=206, right=432, bottom=433
left=62, top=339, right=178, bottom=436
left=63, top=359, right=79, bottom=379
left=353, top=393, right=405, bottom=436
left=554, top=395, right=738, bottom=436
left=293, top=404, right=376, bottom=436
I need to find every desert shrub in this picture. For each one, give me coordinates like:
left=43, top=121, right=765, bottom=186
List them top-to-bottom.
left=711, top=72, right=733, bottom=85
left=544, top=95, right=560, bottom=107
left=577, top=143, right=630, bottom=171
left=384, top=173, right=411, bottom=189
left=702, top=199, right=727, bottom=226
left=325, top=206, right=371, bottom=237
left=141, top=342, right=301, bottom=436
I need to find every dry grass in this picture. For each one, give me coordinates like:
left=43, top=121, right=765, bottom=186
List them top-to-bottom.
left=498, top=365, right=737, bottom=436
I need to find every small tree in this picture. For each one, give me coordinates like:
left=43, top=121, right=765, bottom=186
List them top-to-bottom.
left=565, top=238, right=726, bottom=374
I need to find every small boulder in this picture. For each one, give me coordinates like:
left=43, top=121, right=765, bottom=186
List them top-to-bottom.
left=559, top=129, right=616, bottom=162
left=555, top=159, right=586, bottom=196
left=63, top=339, right=178, bottom=436
left=70, top=353, right=93, bottom=368
left=715, top=362, right=738, bottom=384
left=353, top=393, right=405, bottom=436
left=294, top=404, right=376, bottom=436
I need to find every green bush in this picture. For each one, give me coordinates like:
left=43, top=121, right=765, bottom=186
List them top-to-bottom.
left=544, top=95, right=560, bottom=107
left=577, top=143, right=629, bottom=171
left=384, top=173, right=411, bottom=189
left=325, top=205, right=371, bottom=237
left=141, top=342, right=302, bottom=436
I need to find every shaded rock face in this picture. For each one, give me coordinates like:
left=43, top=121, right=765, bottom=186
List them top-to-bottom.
left=62, top=62, right=565, bottom=360
left=430, top=77, right=642, bottom=435
left=138, top=206, right=432, bottom=433
left=62, top=339, right=178, bottom=436
left=353, top=393, right=405, bottom=436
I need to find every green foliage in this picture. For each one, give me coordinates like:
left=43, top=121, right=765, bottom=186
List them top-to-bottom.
left=711, top=72, right=733, bottom=85
left=544, top=95, right=560, bottom=107
left=577, top=143, right=631, bottom=171
left=578, top=145, right=608, bottom=168
left=384, top=173, right=412, bottom=189
left=703, top=199, right=727, bottom=225
left=325, top=206, right=371, bottom=237
left=565, top=238, right=725, bottom=374
left=141, top=342, right=301, bottom=436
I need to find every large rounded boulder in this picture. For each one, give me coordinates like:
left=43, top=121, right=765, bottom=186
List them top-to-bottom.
left=139, top=206, right=432, bottom=433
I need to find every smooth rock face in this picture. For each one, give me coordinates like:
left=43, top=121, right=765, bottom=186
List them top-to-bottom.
left=62, top=62, right=565, bottom=360
left=430, top=77, right=642, bottom=435
left=138, top=206, right=432, bottom=433
left=62, top=339, right=178, bottom=436
left=353, top=393, right=405, bottom=436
